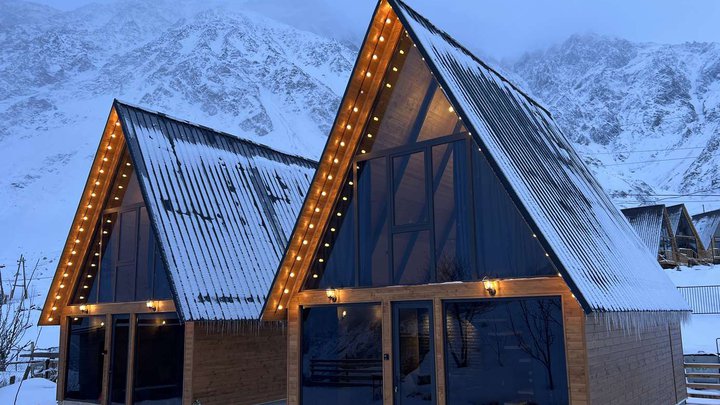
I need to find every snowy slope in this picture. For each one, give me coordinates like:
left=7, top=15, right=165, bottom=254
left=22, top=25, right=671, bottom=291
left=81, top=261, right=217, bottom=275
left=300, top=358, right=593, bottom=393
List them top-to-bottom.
left=0, top=0, right=354, bottom=273
left=512, top=34, right=720, bottom=213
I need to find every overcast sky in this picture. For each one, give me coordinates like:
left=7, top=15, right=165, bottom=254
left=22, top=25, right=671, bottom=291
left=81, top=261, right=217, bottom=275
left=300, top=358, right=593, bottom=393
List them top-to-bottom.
left=28, top=0, right=720, bottom=60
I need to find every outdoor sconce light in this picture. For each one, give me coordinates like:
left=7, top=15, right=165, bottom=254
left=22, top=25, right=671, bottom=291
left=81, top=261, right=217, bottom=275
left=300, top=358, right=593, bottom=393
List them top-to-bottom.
left=482, top=277, right=497, bottom=296
left=326, top=288, right=338, bottom=303
left=146, top=300, right=157, bottom=312
left=79, top=304, right=89, bottom=314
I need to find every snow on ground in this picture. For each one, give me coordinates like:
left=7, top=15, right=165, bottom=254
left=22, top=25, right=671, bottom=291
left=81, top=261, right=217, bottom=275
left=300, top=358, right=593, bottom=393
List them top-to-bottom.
left=665, top=264, right=720, bottom=354
left=666, top=264, right=720, bottom=287
left=0, top=378, right=55, bottom=405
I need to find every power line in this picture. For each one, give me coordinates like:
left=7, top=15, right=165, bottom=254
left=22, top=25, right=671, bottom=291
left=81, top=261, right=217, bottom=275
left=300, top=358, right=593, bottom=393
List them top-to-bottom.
left=579, top=146, right=705, bottom=155
left=603, top=156, right=700, bottom=166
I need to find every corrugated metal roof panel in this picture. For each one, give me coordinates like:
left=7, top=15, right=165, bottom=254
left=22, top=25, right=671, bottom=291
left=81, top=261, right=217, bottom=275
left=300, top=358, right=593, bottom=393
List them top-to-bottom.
left=392, top=0, right=688, bottom=312
left=115, top=101, right=316, bottom=321
left=667, top=204, right=684, bottom=235
left=621, top=205, right=665, bottom=253
left=692, top=209, right=720, bottom=249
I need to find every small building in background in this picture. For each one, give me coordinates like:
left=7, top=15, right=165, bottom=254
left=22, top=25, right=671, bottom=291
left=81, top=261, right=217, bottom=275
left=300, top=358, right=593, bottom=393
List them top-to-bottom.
left=260, top=1, right=690, bottom=404
left=39, top=101, right=315, bottom=405
left=621, top=204, right=678, bottom=267
left=668, top=204, right=705, bottom=264
left=692, top=208, right=720, bottom=263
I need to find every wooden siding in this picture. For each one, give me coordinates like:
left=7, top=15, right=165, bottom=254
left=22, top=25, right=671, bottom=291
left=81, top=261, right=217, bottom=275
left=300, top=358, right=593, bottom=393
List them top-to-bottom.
left=286, top=277, right=589, bottom=405
left=584, top=315, right=686, bottom=404
left=186, top=322, right=287, bottom=405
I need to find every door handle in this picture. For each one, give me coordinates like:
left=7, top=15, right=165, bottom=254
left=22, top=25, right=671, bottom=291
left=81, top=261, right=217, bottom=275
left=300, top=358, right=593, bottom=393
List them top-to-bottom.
left=394, top=385, right=398, bottom=393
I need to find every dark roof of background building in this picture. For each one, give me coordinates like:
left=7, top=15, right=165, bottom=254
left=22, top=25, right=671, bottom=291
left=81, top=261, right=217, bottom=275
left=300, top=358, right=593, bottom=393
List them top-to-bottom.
left=116, top=100, right=316, bottom=321
left=621, top=205, right=667, bottom=254
left=692, top=208, right=720, bottom=249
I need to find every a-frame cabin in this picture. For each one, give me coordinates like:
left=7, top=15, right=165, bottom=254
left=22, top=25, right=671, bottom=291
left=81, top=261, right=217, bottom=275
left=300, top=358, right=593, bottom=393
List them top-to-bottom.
left=260, top=1, right=690, bottom=404
left=40, top=101, right=316, bottom=405
left=621, top=204, right=679, bottom=267
left=667, top=204, right=705, bottom=265
left=692, top=208, right=720, bottom=263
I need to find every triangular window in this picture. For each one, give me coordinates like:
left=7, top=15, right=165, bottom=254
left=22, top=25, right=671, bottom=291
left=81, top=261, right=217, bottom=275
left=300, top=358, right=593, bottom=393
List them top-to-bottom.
left=303, top=34, right=555, bottom=290
left=72, top=150, right=172, bottom=304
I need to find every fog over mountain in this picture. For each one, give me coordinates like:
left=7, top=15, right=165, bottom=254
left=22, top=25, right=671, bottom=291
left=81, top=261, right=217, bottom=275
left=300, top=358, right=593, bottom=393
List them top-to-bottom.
left=1, top=0, right=719, bottom=278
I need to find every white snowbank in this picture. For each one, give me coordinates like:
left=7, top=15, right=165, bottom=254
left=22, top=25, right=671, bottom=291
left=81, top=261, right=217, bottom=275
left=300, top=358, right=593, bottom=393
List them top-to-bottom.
left=666, top=264, right=720, bottom=287
left=665, top=265, right=720, bottom=354
left=0, top=378, right=55, bottom=405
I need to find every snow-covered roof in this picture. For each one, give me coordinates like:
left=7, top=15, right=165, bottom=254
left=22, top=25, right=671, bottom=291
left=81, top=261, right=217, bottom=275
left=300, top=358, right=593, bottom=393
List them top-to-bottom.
left=392, top=0, right=688, bottom=312
left=116, top=101, right=316, bottom=321
left=667, top=204, right=684, bottom=234
left=621, top=205, right=666, bottom=253
left=692, top=209, right=720, bottom=249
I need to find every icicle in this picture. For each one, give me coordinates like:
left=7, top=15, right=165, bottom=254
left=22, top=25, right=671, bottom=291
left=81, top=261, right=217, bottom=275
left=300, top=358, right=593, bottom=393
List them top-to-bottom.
left=591, top=310, right=690, bottom=339
left=196, top=319, right=286, bottom=336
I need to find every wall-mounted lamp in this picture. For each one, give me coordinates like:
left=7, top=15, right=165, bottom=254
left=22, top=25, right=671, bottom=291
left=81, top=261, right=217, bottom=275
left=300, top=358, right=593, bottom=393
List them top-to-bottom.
left=482, top=277, right=497, bottom=296
left=326, top=288, right=337, bottom=303
left=146, top=300, right=157, bottom=312
left=79, top=304, right=89, bottom=314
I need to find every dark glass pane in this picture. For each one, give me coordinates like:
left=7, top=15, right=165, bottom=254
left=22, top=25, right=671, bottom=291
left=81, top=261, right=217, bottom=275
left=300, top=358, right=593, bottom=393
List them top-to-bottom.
left=356, top=35, right=464, bottom=156
left=417, top=88, right=462, bottom=141
left=433, top=142, right=473, bottom=282
left=472, top=146, right=556, bottom=278
left=393, top=152, right=427, bottom=226
left=106, top=153, right=142, bottom=211
left=359, top=158, right=391, bottom=287
left=306, top=178, right=357, bottom=290
left=135, top=207, right=152, bottom=301
left=118, top=210, right=138, bottom=263
left=99, top=213, right=119, bottom=303
left=393, top=231, right=431, bottom=285
left=152, top=247, right=172, bottom=299
left=115, top=263, right=135, bottom=302
left=444, top=298, right=568, bottom=404
left=301, top=304, right=382, bottom=405
left=395, top=304, right=435, bottom=404
left=134, top=314, right=184, bottom=404
left=109, top=315, right=130, bottom=405
left=64, top=316, right=105, bottom=402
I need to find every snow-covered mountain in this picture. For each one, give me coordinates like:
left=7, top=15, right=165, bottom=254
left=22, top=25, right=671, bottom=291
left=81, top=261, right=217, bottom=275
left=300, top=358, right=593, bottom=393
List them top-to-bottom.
left=0, top=0, right=356, bottom=271
left=2, top=1, right=720, bottom=291
left=512, top=34, right=720, bottom=212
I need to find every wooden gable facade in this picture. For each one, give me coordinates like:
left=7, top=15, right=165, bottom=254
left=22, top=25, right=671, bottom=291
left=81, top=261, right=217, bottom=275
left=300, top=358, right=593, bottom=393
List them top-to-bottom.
left=260, top=1, right=688, bottom=404
left=41, top=101, right=316, bottom=405
left=621, top=204, right=679, bottom=267
left=667, top=204, right=705, bottom=264
left=692, top=208, right=720, bottom=263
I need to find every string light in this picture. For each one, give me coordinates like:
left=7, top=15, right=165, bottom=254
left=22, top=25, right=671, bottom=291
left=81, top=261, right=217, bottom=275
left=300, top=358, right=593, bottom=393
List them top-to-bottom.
left=274, top=10, right=395, bottom=314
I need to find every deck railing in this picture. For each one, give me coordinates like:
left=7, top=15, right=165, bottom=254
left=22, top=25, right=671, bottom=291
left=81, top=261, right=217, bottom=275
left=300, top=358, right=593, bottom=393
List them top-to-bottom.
left=677, top=285, right=720, bottom=314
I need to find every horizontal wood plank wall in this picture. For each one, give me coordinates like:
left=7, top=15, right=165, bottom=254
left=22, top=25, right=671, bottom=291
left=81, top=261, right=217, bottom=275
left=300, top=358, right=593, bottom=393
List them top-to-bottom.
left=287, top=276, right=589, bottom=405
left=585, top=314, right=686, bottom=404
left=182, top=322, right=195, bottom=405
left=189, top=323, right=287, bottom=405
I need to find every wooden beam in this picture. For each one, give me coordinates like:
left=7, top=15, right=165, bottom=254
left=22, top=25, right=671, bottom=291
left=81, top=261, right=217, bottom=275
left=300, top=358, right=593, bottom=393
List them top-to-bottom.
left=432, top=298, right=446, bottom=405
left=62, top=300, right=175, bottom=317
left=381, top=301, right=392, bottom=404
left=125, top=313, right=137, bottom=405
left=101, top=314, right=112, bottom=405
left=56, top=317, right=68, bottom=401
left=182, top=321, right=195, bottom=405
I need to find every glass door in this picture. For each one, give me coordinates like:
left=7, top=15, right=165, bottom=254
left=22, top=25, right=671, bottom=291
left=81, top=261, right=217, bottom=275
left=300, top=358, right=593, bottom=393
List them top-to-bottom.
left=393, top=301, right=436, bottom=405
left=108, top=314, right=130, bottom=405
